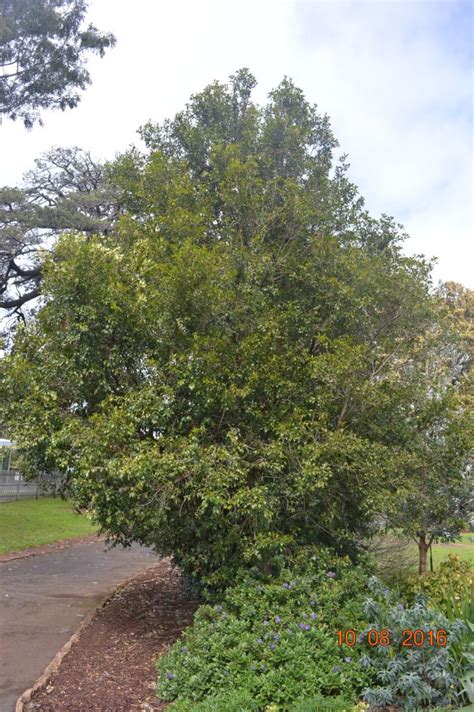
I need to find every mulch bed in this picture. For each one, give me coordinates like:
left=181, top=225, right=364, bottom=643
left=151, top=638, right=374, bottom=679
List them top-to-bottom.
left=25, top=560, right=198, bottom=711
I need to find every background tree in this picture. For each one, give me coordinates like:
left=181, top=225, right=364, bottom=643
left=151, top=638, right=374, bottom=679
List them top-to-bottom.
left=0, top=0, right=115, bottom=128
left=1, top=70, right=470, bottom=594
left=0, top=145, right=122, bottom=326
left=440, top=281, right=474, bottom=405
left=385, top=283, right=473, bottom=573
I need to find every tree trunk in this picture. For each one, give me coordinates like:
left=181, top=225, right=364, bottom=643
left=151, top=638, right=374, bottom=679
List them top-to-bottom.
left=417, top=532, right=429, bottom=575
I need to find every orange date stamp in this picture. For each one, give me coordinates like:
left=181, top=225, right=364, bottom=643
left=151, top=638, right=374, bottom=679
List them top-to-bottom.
left=336, top=628, right=447, bottom=647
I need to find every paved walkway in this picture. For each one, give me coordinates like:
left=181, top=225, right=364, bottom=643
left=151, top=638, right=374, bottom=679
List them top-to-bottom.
left=0, top=541, right=157, bottom=711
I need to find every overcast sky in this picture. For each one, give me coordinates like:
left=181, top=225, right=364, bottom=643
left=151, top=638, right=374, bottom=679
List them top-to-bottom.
left=1, top=0, right=472, bottom=286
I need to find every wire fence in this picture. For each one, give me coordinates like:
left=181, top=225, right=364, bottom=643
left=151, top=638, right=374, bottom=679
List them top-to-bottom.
left=0, top=471, right=63, bottom=502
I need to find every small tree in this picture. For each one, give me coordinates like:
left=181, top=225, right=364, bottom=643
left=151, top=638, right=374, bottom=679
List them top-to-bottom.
left=387, top=284, right=474, bottom=574
left=388, top=420, right=471, bottom=575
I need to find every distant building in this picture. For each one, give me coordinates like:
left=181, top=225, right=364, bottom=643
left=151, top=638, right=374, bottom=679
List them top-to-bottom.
left=0, top=439, right=17, bottom=473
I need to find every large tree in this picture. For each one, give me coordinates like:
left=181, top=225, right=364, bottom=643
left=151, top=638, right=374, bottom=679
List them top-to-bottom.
left=0, top=0, right=115, bottom=128
left=1, top=70, right=470, bottom=593
left=0, top=145, right=121, bottom=326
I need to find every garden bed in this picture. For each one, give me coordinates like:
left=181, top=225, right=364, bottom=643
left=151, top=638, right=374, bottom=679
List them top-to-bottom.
left=24, top=560, right=197, bottom=711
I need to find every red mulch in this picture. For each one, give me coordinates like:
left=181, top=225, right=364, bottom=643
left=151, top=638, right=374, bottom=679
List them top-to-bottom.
left=25, top=560, right=198, bottom=711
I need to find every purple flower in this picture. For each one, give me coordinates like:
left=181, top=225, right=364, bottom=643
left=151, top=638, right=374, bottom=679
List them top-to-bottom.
left=326, top=571, right=336, bottom=579
left=282, top=583, right=291, bottom=589
left=382, top=589, right=389, bottom=599
left=310, top=599, right=317, bottom=607
left=398, top=603, right=404, bottom=611
left=215, top=605, right=223, bottom=612
left=302, top=612, right=308, bottom=618
left=310, top=612, right=318, bottom=620
left=275, top=615, right=281, bottom=623
left=263, top=619, right=269, bottom=626
left=299, top=622, right=306, bottom=630
left=304, top=624, right=311, bottom=631
left=273, top=633, right=280, bottom=640
left=257, top=638, right=264, bottom=645
left=270, top=643, right=276, bottom=650
left=181, top=646, right=188, bottom=653
left=344, top=657, right=352, bottom=663
left=332, top=665, right=341, bottom=673
left=166, top=672, right=175, bottom=680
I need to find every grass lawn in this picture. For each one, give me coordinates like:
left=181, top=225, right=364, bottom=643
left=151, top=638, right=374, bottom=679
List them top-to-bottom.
left=0, top=497, right=97, bottom=554
left=371, top=531, right=473, bottom=580
left=429, top=532, right=474, bottom=568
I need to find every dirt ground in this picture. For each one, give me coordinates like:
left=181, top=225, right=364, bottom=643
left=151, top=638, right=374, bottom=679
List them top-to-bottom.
left=25, top=560, right=197, bottom=711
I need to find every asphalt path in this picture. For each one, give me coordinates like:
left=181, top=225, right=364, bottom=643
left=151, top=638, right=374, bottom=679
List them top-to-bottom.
left=0, top=541, right=157, bottom=711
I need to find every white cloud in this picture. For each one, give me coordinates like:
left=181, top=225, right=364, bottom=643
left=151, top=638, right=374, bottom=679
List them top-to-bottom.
left=0, top=0, right=472, bottom=285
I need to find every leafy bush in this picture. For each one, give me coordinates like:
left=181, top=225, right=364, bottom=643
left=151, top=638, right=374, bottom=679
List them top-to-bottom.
left=399, top=555, right=474, bottom=704
left=401, top=555, right=473, bottom=610
left=157, top=561, right=374, bottom=709
left=360, top=577, right=468, bottom=711
left=440, top=581, right=474, bottom=706
left=169, top=689, right=259, bottom=711
left=170, top=693, right=367, bottom=711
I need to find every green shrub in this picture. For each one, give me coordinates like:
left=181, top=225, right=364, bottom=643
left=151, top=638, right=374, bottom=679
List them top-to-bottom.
left=399, top=555, right=474, bottom=705
left=400, top=555, right=473, bottom=610
left=157, top=561, right=374, bottom=709
left=360, top=577, right=468, bottom=711
left=441, top=582, right=474, bottom=706
left=169, top=689, right=259, bottom=711
left=170, top=694, right=367, bottom=711
left=290, top=697, right=367, bottom=711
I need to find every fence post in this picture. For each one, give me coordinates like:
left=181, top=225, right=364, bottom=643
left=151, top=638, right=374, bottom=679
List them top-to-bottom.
left=16, top=478, right=20, bottom=501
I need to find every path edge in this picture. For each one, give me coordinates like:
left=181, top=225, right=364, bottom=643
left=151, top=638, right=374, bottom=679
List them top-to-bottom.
left=0, top=533, right=107, bottom=564
left=15, top=564, right=159, bottom=712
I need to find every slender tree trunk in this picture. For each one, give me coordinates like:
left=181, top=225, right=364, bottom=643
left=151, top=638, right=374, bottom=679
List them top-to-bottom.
left=417, top=531, right=429, bottom=575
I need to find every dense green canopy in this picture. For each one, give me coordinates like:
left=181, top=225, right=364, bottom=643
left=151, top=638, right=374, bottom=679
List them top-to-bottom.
left=1, top=71, right=471, bottom=592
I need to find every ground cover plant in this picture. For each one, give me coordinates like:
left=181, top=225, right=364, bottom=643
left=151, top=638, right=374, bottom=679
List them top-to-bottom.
left=0, top=497, right=96, bottom=553
left=157, top=557, right=375, bottom=709
left=399, top=558, right=474, bottom=708
left=157, top=562, right=472, bottom=710
left=359, top=577, right=468, bottom=711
